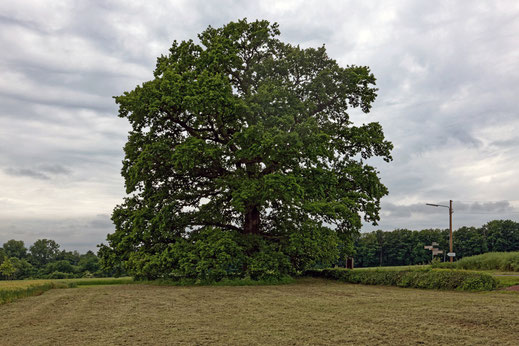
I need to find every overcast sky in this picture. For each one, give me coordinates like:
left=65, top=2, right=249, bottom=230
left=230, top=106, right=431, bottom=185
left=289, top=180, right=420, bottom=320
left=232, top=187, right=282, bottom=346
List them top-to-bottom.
left=1, top=0, right=518, bottom=252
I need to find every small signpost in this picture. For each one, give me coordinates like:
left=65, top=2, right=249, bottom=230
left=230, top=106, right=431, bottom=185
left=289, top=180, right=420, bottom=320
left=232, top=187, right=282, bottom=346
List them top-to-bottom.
left=424, top=242, right=443, bottom=260
left=447, top=252, right=456, bottom=257
left=346, top=257, right=354, bottom=269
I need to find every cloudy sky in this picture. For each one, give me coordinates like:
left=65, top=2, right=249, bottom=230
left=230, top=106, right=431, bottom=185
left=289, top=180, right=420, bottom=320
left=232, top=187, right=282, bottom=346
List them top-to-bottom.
left=1, top=0, right=518, bottom=252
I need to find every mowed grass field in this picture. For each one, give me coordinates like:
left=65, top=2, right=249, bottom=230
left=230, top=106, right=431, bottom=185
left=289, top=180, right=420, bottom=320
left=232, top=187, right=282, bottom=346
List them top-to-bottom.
left=1, top=278, right=518, bottom=345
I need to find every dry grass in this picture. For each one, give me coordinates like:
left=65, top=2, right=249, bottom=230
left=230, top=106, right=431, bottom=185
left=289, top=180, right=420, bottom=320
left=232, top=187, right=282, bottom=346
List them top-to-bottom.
left=0, top=278, right=518, bottom=345
left=0, top=278, right=134, bottom=304
left=0, top=280, right=52, bottom=290
left=0, top=280, right=55, bottom=305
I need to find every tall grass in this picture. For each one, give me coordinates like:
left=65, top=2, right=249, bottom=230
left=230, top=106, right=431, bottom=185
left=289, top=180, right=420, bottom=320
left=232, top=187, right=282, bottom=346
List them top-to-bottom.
left=454, top=252, right=519, bottom=271
left=0, top=277, right=134, bottom=304
left=57, top=277, right=134, bottom=287
left=0, top=280, right=64, bottom=304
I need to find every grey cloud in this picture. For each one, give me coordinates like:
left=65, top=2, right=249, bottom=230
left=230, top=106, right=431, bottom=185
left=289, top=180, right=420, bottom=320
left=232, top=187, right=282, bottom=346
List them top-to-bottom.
left=0, top=14, right=48, bottom=34
left=4, top=164, right=71, bottom=180
left=38, top=164, right=71, bottom=175
left=4, top=168, right=50, bottom=180
left=364, top=200, right=519, bottom=232
left=383, top=200, right=515, bottom=218
left=456, top=201, right=514, bottom=213
left=88, top=214, right=113, bottom=229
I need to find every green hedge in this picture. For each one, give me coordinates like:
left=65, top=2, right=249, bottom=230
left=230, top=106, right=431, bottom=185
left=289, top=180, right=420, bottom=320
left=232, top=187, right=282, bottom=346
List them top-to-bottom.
left=304, top=268, right=498, bottom=291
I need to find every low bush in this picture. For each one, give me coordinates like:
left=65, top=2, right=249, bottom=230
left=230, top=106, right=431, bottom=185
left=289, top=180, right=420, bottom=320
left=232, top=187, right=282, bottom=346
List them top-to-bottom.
left=430, top=261, right=456, bottom=269
left=304, top=268, right=498, bottom=291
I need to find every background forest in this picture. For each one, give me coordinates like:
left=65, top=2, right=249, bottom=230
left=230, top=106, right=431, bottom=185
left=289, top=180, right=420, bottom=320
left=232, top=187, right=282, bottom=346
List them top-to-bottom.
left=2, top=219, right=518, bottom=279
left=354, top=220, right=519, bottom=267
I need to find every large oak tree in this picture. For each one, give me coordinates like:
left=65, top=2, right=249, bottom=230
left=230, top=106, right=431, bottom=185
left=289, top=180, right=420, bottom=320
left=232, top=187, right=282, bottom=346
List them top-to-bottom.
left=103, top=19, right=392, bottom=280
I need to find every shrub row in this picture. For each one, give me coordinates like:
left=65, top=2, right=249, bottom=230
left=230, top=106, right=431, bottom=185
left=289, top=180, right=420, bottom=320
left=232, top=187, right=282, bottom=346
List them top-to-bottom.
left=304, top=268, right=498, bottom=291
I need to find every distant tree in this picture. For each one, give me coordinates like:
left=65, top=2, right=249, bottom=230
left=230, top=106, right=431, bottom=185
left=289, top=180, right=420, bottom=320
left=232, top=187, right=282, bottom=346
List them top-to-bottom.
left=102, top=18, right=392, bottom=280
left=483, top=220, right=519, bottom=252
left=454, top=226, right=487, bottom=258
left=382, top=229, right=415, bottom=266
left=375, top=230, right=385, bottom=266
left=354, top=232, right=381, bottom=267
left=2, top=239, right=27, bottom=259
left=29, top=239, right=60, bottom=268
left=0, top=248, right=6, bottom=264
left=56, top=250, right=81, bottom=265
left=78, top=251, right=100, bottom=273
left=9, top=257, right=34, bottom=280
left=0, top=258, right=16, bottom=279
left=41, top=260, right=76, bottom=275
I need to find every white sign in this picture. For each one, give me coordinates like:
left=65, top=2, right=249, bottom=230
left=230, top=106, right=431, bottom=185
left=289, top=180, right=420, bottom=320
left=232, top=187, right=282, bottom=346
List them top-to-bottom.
left=432, top=242, right=439, bottom=246
left=447, top=252, right=456, bottom=257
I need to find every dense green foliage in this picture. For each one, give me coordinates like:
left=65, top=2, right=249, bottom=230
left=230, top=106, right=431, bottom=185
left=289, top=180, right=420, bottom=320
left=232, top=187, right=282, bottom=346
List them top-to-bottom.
left=102, top=19, right=392, bottom=280
left=354, top=220, right=519, bottom=267
left=118, top=227, right=337, bottom=281
left=0, top=239, right=108, bottom=280
left=305, top=268, right=498, bottom=291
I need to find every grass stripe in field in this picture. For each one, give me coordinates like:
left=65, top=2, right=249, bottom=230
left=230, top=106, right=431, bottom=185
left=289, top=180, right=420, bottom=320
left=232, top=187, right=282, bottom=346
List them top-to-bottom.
left=56, top=277, right=134, bottom=287
left=0, top=281, right=54, bottom=305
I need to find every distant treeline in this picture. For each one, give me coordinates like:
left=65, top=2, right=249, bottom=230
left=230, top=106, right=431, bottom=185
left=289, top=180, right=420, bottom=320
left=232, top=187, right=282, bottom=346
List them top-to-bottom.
left=354, top=220, right=519, bottom=267
left=0, top=239, right=118, bottom=280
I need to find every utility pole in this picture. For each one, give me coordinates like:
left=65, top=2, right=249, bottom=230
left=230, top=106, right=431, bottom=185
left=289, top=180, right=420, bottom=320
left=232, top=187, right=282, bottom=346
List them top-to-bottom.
left=449, top=199, right=453, bottom=262
left=426, top=200, right=455, bottom=262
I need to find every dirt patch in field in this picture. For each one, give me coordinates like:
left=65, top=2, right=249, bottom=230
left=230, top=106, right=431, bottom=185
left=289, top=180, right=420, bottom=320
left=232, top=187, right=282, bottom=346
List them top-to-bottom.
left=1, top=279, right=518, bottom=345
left=505, top=285, right=519, bottom=291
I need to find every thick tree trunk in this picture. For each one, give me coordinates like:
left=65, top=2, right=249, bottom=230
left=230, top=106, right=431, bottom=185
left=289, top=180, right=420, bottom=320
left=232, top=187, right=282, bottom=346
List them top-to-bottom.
left=244, top=206, right=260, bottom=235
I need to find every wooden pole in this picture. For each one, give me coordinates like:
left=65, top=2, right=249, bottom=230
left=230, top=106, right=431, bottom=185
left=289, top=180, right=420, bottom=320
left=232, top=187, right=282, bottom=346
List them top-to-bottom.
left=449, top=200, right=453, bottom=263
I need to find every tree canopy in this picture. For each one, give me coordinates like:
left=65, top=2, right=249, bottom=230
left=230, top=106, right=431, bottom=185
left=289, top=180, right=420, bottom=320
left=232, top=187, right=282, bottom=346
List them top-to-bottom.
left=102, top=19, right=392, bottom=281
left=0, top=239, right=106, bottom=280
left=3, top=240, right=27, bottom=259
